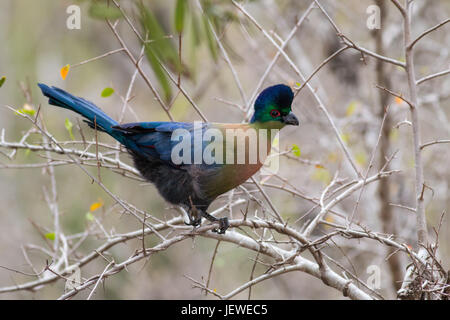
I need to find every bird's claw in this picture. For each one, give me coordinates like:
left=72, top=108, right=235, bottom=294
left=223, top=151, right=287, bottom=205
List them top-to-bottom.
left=186, top=210, right=229, bottom=234
left=184, top=216, right=202, bottom=228
left=212, top=217, right=229, bottom=234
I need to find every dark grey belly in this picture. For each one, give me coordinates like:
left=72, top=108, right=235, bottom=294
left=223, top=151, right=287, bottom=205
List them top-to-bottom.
left=130, top=152, right=211, bottom=209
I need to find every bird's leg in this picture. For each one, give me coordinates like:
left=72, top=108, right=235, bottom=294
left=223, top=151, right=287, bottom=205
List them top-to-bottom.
left=185, top=198, right=202, bottom=228
left=185, top=208, right=202, bottom=227
left=201, top=211, right=229, bottom=234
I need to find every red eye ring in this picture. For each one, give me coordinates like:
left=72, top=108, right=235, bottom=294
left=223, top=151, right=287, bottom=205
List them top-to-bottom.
left=270, top=109, right=281, bottom=118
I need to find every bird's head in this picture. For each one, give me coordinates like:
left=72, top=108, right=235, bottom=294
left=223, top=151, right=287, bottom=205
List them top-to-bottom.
left=250, top=84, right=299, bottom=128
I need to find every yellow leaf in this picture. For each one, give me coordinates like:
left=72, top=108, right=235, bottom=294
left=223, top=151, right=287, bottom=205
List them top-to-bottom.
left=396, top=57, right=406, bottom=71
left=60, top=64, right=70, bottom=80
left=419, top=66, right=429, bottom=75
left=101, top=87, right=114, bottom=98
left=394, top=96, right=404, bottom=105
left=345, top=101, right=358, bottom=117
left=15, top=103, right=36, bottom=117
left=23, top=103, right=35, bottom=116
left=389, top=128, right=399, bottom=142
left=340, top=133, right=350, bottom=145
left=272, top=136, right=279, bottom=148
left=291, top=144, right=301, bottom=157
left=355, top=151, right=367, bottom=166
left=327, top=152, right=340, bottom=163
left=312, top=167, right=331, bottom=185
left=259, top=174, right=271, bottom=185
left=90, top=201, right=103, bottom=212
left=324, top=214, right=334, bottom=229
left=45, top=232, right=55, bottom=240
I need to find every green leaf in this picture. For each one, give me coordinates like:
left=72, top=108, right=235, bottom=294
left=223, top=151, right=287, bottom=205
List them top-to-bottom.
left=174, top=0, right=187, bottom=33
left=88, top=2, right=122, bottom=20
left=138, top=3, right=181, bottom=71
left=138, top=3, right=184, bottom=102
left=188, top=12, right=202, bottom=73
left=190, top=12, right=202, bottom=46
left=202, top=15, right=218, bottom=61
left=145, top=45, right=172, bottom=103
left=0, top=76, right=5, bottom=88
left=101, top=87, right=114, bottom=98
left=16, top=104, right=35, bottom=117
left=23, top=109, right=35, bottom=116
left=65, top=118, right=75, bottom=140
left=292, top=144, right=301, bottom=157
left=85, top=212, right=95, bottom=222
left=45, top=232, right=55, bottom=241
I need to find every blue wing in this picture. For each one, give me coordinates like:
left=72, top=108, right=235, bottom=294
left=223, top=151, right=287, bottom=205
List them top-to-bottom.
left=112, top=122, right=214, bottom=167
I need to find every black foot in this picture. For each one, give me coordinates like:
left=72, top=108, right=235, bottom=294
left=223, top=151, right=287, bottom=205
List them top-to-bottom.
left=186, top=206, right=230, bottom=234
left=201, top=211, right=229, bottom=234
left=184, top=216, right=202, bottom=227
left=211, top=217, right=229, bottom=234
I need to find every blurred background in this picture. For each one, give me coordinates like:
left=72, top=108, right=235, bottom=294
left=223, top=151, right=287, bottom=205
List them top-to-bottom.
left=0, top=0, right=449, bottom=299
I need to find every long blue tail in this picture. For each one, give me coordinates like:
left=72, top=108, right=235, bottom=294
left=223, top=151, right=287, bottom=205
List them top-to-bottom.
left=38, top=83, right=128, bottom=145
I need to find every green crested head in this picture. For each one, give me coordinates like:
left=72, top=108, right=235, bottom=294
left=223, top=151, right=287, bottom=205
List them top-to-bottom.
left=250, top=84, right=299, bottom=128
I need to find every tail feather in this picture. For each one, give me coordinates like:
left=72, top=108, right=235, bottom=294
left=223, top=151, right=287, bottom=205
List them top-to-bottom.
left=38, top=83, right=127, bottom=145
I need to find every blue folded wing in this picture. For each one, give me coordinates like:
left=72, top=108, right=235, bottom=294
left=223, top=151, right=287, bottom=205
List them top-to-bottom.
left=38, top=83, right=221, bottom=170
left=112, top=122, right=212, bottom=166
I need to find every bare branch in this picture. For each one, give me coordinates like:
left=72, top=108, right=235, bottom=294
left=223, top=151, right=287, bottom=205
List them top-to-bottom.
left=408, top=18, right=450, bottom=49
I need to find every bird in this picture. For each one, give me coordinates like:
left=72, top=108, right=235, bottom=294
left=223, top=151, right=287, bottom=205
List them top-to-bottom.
left=38, top=83, right=299, bottom=234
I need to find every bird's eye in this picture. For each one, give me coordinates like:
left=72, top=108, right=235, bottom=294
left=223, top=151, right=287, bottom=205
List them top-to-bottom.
left=270, top=109, right=281, bottom=118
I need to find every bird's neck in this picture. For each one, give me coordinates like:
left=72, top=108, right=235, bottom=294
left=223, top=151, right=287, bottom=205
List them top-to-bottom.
left=249, top=120, right=286, bottom=131
left=248, top=121, right=283, bottom=160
